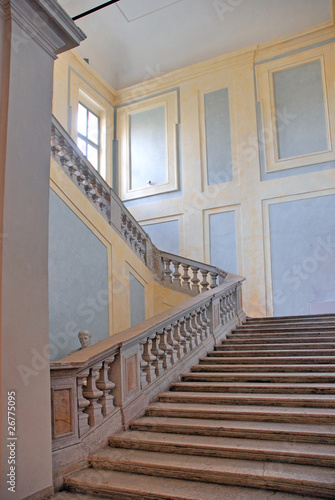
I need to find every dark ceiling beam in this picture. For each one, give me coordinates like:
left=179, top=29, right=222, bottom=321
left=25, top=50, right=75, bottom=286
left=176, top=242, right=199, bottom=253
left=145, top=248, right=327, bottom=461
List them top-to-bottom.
left=72, top=0, right=121, bottom=21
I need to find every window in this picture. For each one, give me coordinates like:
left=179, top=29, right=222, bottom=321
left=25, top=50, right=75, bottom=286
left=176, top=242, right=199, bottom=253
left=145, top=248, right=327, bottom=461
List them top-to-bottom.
left=77, top=102, right=100, bottom=172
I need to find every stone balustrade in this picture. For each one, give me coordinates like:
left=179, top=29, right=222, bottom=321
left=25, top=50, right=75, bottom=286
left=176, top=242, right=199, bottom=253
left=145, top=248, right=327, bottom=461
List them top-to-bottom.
left=51, top=116, right=147, bottom=263
left=160, top=251, right=228, bottom=295
left=50, top=275, right=245, bottom=479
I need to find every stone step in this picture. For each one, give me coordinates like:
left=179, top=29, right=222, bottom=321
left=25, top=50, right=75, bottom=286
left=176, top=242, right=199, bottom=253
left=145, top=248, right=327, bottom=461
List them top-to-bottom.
left=245, top=314, right=335, bottom=323
left=233, top=326, right=335, bottom=333
left=226, top=335, right=335, bottom=343
left=216, top=342, right=335, bottom=351
left=208, top=348, right=335, bottom=357
left=199, top=355, right=335, bottom=365
left=191, top=364, right=335, bottom=373
left=181, top=371, right=335, bottom=384
left=170, top=381, right=335, bottom=394
left=158, top=391, right=335, bottom=408
left=146, top=402, right=335, bottom=424
left=130, top=416, right=335, bottom=444
left=109, top=430, right=335, bottom=467
left=88, top=448, right=335, bottom=498
left=61, top=469, right=321, bottom=500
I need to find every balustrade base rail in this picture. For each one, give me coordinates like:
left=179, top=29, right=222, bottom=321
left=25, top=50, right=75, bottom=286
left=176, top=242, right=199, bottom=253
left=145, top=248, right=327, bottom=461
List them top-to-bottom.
left=51, top=276, right=245, bottom=485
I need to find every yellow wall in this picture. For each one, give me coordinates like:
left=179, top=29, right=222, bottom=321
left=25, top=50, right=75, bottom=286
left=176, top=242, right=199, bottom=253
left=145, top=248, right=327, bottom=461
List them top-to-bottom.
left=53, top=21, right=335, bottom=319
left=115, top=23, right=335, bottom=318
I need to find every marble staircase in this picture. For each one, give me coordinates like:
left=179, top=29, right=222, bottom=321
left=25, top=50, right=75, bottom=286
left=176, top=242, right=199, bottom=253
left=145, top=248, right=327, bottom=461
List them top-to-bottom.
left=54, top=314, right=335, bottom=499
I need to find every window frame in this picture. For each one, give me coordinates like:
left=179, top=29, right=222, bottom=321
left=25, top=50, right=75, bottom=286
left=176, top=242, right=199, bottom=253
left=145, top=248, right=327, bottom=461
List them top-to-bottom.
left=77, top=101, right=101, bottom=172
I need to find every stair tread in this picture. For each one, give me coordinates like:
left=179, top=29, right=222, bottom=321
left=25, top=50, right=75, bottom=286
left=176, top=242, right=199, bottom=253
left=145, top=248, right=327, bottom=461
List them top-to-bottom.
left=200, top=356, right=335, bottom=363
left=191, top=364, right=335, bottom=371
left=172, top=381, right=335, bottom=388
left=159, top=391, right=335, bottom=401
left=147, top=401, right=335, bottom=415
left=132, top=416, right=335, bottom=434
left=110, top=430, right=335, bottom=456
left=90, top=448, right=335, bottom=485
left=62, top=469, right=321, bottom=500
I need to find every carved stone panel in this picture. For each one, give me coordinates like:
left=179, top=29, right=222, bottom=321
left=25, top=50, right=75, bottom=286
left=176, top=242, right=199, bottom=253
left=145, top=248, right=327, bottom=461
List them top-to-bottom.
left=52, top=388, right=73, bottom=438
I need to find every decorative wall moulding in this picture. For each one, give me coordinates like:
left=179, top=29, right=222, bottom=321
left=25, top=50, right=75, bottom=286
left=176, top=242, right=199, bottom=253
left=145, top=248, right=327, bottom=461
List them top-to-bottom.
left=256, top=44, right=335, bottom=173
left=118, top=90, right=179, bottom=201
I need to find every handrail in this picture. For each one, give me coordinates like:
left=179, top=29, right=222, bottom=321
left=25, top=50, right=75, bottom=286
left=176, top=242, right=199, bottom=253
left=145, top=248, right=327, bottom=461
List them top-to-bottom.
left=50, top=275, right=245, bottom=454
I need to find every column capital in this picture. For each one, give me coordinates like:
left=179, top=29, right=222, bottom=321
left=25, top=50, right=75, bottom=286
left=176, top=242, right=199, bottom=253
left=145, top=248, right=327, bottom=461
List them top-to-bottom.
left=4, top=0, right=86, bottom=58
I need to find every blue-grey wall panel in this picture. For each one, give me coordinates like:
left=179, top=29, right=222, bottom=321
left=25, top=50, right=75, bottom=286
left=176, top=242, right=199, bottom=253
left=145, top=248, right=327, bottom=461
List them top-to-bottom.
left=273, top=60, right=328, bottom=159
left=204, top=88, right=233, bottom=185
left=130, top=106, right=167, bottom=190
left=49, top=190, right=109, bottom=361
left=269, top=195, right=335, bottom=316
left=209, top=211, right=238, bottom=274
left=143, top=220, right=180, bottom=255
left=129, top=273, right=145, bottom=327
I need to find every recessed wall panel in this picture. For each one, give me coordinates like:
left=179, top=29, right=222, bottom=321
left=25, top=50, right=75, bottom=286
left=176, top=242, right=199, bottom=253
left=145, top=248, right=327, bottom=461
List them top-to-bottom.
left=273, top=60, right=328, bottom=159
left=204, top=88, right=233, bottom=185
left=130, top=106, right=167, bottom=190
left=49, top=190, right=109, bottom=360
left=269, top=195, right=335, bottom=316
left=209, top=211, right=237, bottom=274
left=143, top=220, right=180, bottom=255
left=129, top=273, right=145, bottom=327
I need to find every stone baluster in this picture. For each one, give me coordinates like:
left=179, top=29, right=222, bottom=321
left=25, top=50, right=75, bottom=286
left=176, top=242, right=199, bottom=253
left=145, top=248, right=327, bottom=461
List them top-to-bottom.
left=67, top=150, right=76, bottom=177
left=74, top=156, right=83, bottom=185
left=89, top=177, right=98, bottom=202
left=121, top=213, right=128, bottom=239
left=127, top=220, right=134, bottom=244
left=131, top=226, right=138, bottom=249
left=139, top=235, right=146, bottom=260
left=163, top=258, right=173, bottom=285
left=172, top=261, right=181, bottom=287
left=181, top=264, right=191, bottom=290
left=191, top=267, right=200, bottom=294
left=200, top=270, right=210, bottom=292
left=209, top=272, right=219, bottom=289
left=229, top=290, right=236, bottom=319
left=221, top=294, right=230, bottom=324
left=201, top=304, right=211, bottom=338
left=195, top=307, right=206, bottom=341
left=191, top=310, right=202, bottom=346
left=185, top=314, right=197, bottom=350
left=178, top=318, right=190, bottom=355
left=172, top=320, right=185, bottom=360
left=165, top=324, right=178, bottom=365
left=158, top=328, right=173, bottom=370
left=151, top=332, right=165, bottom=377
left=140, top=335, right=157, bottom=385
left=139, top=342, right=148, bottom=388
left=96, top=356, right=116, bottom=417
left=82, top=363, right=104, bottom=428
left=77, top=369, right=90, bottom=437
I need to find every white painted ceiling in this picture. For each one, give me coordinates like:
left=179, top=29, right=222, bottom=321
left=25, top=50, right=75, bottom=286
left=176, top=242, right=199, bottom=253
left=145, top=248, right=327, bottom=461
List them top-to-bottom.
left=58, top=0, right=332, bottom=90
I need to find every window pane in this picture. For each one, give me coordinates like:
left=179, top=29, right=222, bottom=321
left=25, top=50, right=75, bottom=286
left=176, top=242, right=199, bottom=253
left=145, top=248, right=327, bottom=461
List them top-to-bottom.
left=77, top=103, right=87, bottom=137
left=88, top=111, right=99, bottom=145
left=77, top=137, right=87, bottom=155
left=87, top=144, right=99, bottom=170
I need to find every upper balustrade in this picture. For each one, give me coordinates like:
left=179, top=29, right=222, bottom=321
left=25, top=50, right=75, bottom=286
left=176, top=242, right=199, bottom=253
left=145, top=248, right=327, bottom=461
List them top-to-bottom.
left=51, top=116, right=147, bottom=264
left=51, top=116, right=229, bottom=293
left=161, top=251, right=227, bottom=295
